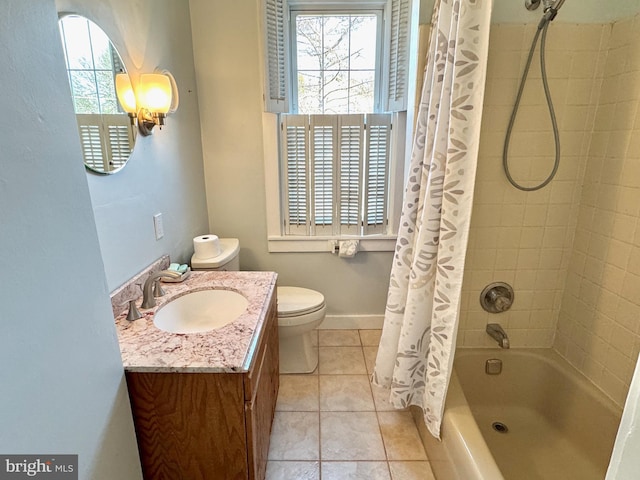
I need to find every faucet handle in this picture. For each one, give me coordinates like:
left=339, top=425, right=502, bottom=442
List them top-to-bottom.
left=154, top=279, right=166, bottom=298
left=126, top=299, right=142, bottom=321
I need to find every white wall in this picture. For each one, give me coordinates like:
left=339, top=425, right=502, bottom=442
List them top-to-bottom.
left=56, top=0, right=210, bottom=292
left=189, top=0, right=393, bottom=319
left=0, top=1, right=141, bottom=478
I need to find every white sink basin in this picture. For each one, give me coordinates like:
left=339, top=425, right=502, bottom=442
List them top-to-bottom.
left=153, top=289, right=248, bottom=334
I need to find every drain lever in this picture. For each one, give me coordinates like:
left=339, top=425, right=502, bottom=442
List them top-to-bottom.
left=485, top=358, right=503, bottom=375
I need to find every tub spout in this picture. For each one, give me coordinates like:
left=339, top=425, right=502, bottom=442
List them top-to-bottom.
left=486, top=323, right=510, bottom=349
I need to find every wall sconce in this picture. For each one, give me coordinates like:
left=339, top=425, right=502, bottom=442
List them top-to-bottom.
left=115, top=71, right=178, bottom=136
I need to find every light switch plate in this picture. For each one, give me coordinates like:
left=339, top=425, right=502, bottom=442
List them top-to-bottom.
left=153, top=213, right=164, bottom=240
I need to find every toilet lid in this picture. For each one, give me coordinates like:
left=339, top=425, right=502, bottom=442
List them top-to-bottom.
left=277, top=287, right=325, bottom=317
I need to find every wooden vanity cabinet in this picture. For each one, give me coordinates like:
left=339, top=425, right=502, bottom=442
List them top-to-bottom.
left=125, top=294, right=279, bottom=480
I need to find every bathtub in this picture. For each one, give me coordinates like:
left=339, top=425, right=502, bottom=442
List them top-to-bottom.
left=414, top=348, right=622, bottom=480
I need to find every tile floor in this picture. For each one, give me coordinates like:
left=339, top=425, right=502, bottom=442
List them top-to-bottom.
left=266, top=329, right=436, bottom=480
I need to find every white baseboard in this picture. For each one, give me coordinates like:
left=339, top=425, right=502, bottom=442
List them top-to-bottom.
left=318, top=315, right=385, bottom=330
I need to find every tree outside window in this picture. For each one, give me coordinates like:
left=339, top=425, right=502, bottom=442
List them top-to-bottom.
left=294, top=14, right=378, bottom=114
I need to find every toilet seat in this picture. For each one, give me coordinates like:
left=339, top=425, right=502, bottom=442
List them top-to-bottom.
left=277, top=287, right=326, bottom=325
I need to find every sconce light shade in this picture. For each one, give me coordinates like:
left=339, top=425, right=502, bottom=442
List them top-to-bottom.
left=114, top=71, right=177, bottom=136
left=115, top=73, right=137, bottom=114
left=139, top=74, right=172, bottom=114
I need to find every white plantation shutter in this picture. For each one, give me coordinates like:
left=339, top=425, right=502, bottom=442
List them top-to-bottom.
left=264, top=0, right=289, bottom=113
left=385, top=0, right=410, bottom=112
left=281, top=113, right=391, bottom=236
left=77, top=114, right=134, bottom=173
left=364, top=114, right=391, bottom=234
left=282, top=115, right=309, bottom=234
left=310, top=115, right=337, bottom=235
left=338, top=115, right=365, bottom=235
left=107, top=116, right=135, bottom=169
left=77, top=121, right=106, bottom=171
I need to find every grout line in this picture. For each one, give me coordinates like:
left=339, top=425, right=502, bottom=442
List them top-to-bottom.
left=317, top=365, right=322, bottom=477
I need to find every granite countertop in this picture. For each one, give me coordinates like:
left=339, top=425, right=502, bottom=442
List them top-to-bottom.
left=114, top=270, right=277, bottom=373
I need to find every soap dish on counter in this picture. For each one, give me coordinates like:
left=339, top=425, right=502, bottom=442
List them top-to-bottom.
left=161, top=268, right=191, bottom=283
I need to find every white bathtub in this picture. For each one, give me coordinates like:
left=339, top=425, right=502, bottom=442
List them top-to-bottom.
left=415, top=348, right=622, bottom=480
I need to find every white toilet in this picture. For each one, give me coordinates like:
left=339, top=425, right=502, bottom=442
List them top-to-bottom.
left=191, top=237, right=325, bottom=373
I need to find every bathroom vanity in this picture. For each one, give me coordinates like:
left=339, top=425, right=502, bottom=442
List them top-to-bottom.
left=114, top=271, right=278, bottom=480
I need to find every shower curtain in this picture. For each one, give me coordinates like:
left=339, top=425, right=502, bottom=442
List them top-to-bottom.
left=373, top=0, right=493, bottom=439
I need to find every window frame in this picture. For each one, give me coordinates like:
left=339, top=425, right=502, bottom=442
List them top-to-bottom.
left=262, top=0, right=415, bottom=253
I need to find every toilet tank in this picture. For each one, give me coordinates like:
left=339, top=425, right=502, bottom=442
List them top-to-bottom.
left=191, top=238, right=240, bottom=271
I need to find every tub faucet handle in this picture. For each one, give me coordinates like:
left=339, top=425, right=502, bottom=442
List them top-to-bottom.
left=480, top=282, right=514, bottom=313
left=492, top=293, right=512, bottom=312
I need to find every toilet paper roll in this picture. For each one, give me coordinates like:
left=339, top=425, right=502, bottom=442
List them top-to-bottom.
left=193, top=234, right=221, bottom=259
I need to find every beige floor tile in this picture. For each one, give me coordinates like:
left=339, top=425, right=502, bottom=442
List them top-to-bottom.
left=319, top=329, right=361, bottom=346
left=359, top=329, right=382, bottom=346
left=363, top=346, right=378, bottom=375
left=319, top=347, right=367, bottom=374
left=276, top=375, right=319, bottom=411
left=320, top=375, right=375, bottom=411
left=371, top=383, right=401, bottom=412
left=268, top=412, right=319, bottom=460
left=320, top=412, right=386, bottom=461
left=377, top=412, right=428, bottom=461
left=265, top=461, right=320, bottom=480
left=321, top=461, right=391, bottom=479
left=389, top=461, right=436, bottom=480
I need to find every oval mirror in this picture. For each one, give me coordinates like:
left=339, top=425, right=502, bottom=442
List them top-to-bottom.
left=58, top=14, right=136, bottom=174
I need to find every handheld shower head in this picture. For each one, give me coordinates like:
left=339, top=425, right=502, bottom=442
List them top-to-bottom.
left=526, top=0, right=564, bottom=16
left=537, top=0, right=564, bottom=28
left=543, top=0, right=565, bottom=12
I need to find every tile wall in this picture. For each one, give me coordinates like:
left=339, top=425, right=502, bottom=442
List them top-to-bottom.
left=458, top=14, right=640, bottom=407
left=555, top=14, right=640, bottom=407
left=458, top=22, right=608, bottom=347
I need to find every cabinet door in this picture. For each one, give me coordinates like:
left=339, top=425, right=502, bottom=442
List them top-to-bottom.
left=245, top=306, right=279, bottom=480
left=126, top=372, right=247, bottom=480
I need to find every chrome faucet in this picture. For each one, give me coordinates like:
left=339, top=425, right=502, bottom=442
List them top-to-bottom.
left=141, top=270, right=182, bottom=309
left=486, top=323, right=510, bottom=349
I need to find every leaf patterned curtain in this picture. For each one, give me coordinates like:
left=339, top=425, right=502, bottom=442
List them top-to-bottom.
left=373, top=0, right=493, bottom=439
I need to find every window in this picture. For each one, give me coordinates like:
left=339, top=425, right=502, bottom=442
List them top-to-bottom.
left=263, top=0, right=413, bottom=251
left=292, top=12, right=381, bottom=114
left=59, top=15, right=133, bottom=172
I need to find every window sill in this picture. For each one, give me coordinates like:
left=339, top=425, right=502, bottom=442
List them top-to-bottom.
left=267, top=235, right=397, bottom=253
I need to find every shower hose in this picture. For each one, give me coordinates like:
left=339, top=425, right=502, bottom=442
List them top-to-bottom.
left=502, top=19, right=561, bottom=191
